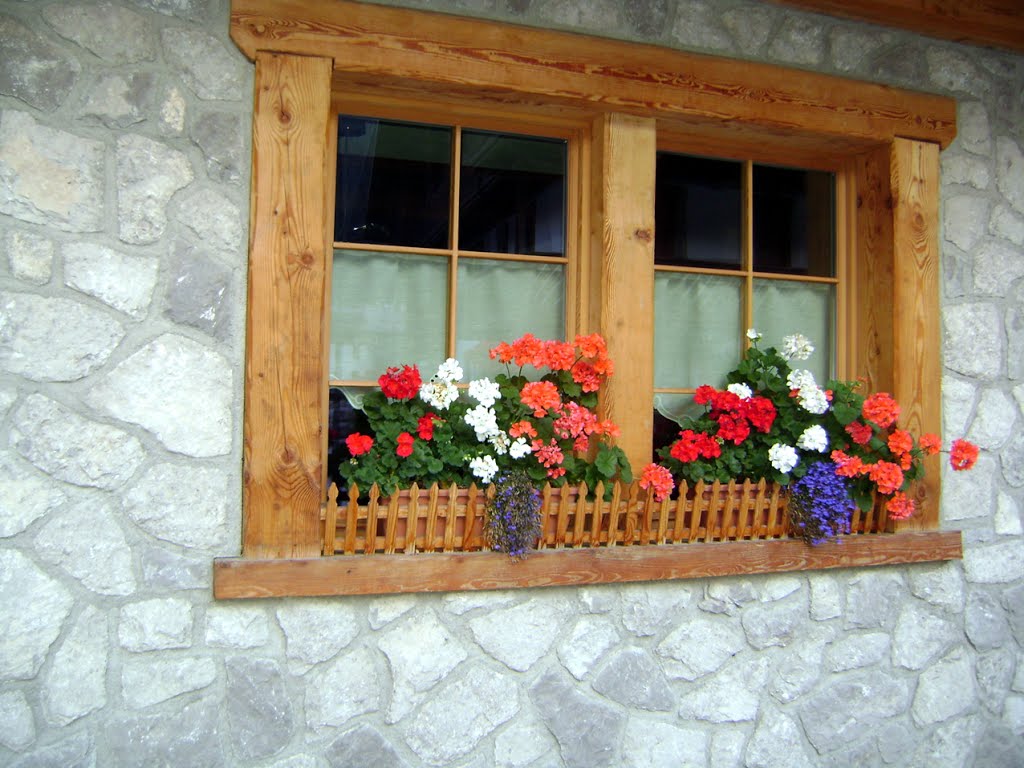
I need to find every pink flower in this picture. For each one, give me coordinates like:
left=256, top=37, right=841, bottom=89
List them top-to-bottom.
left=639, top=464, right=675, bottom=502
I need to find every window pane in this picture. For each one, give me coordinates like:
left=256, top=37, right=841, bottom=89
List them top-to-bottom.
left=335, top=116, right=451, bottom=248
left=459, top=131, right=566, bottom=256
left=655, top=153, right=742, bottom=269
left=752, top=165, right=834, bottom=276
left=330, top=249, right=447, bottom=380
left=456, top=258, right=565, bottom=380
left=655, top=272, right=743, bottom=388
left=753, top=279, right=834, bottom=383
left=328, top=386, right=371, bottom=489
left=653, top=394, right=702, bottom=455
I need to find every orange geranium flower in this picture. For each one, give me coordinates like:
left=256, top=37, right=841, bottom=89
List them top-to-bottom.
left=539, top=339, right=576, bottom=371
left=520, top=380, right=561, bottom=417
left=862, top=392, right=900, bottom=429
left=509, top=420, right=538, bottom=439
left=887, top=429, right=913, bottom=457
left=919, top=433, right=941, bottom=455
left=950, top=438, right=979, bottom=470
left=831, top=449, right=865, bottom=478
left=868, top=460, right=904, bottom=495
left=639, top=463, right=675, bottom=503
left=886, top=491, right=916, bottom=520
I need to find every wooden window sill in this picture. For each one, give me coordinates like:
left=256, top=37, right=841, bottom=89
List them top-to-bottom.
left=213, top=530, right=961, bottom=599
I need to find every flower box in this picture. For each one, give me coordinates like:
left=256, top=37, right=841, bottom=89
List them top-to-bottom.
left=321, top=480, right=891, bottom=556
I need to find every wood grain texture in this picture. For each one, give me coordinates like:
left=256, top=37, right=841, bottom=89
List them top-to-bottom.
left=230, top=0, right=956, bottom=149
left=768, top=0, right=1024, bottom=54
left=243, top=52, right=333, bottom=558
left=592, top=114, right=656, bottom=470
left=890, top=138, right=943, bottom=530
left=853, top=145, right=896, bottom=396
left=214, top=530, right=962, bottom=598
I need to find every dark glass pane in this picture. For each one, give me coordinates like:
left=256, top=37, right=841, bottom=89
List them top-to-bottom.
left=335, top=116, right=451, bottom=248
left=459, top=130, right=566, bottom=256
left=655, top=153, right=742, bottom=269
left=753, top=165, right=835, bottom=276
left=327, top=387, right=372, bottom=491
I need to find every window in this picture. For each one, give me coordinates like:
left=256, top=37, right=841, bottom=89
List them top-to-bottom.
left=216, top=0, right=960, bottom=598
left=328, top=113, right=574, bottom=488
left=653, top=153, right=840, bottom=454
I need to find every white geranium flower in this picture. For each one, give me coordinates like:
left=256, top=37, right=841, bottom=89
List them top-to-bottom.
left=746, top=328, right=762, bottom=341
left=781, top=334, right=814, bottom=361
left=436, top=357, right=463, bottom=383
left=787, top=369, right=817, bottom=392
left=468, top=377, right=501, bottom=407
left=420, top=380, right=459, bottom=410
left=727, top=382, right=753, bottom=400
left=799, top=386, right=829, bottom=415
left=464, top=404, right=499, bottom=441
left=796, top=424, right=828, bottom=453
left=490, top=430, right=510, bottom=455
left=509, top=437, right=532, bottom=459
left=768, top=443, right=799, bottom=473
left=469, top=455, right=499, bottom=483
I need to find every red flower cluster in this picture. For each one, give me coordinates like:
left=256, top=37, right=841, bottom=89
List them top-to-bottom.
left=379, top=364, right=422, bottom=400
left=520, top=380, right=562, bottom=417
left=670, top=385, right=777, bottom=455
left=417, top=413, right=438, bottom=440
left=845, top=421, right=873, bottom=445
left=669, top=429, right=722, bottom=463
left=396, top=432, right=415, bottom=457
left=345, top=433, right=373, bottom=456
left=532, top=438, right=566, bottom=479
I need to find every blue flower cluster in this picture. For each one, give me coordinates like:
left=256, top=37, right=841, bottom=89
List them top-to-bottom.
left=788, top=462, right=855, bottom=545
left=485, top=470, right=543, bottom=559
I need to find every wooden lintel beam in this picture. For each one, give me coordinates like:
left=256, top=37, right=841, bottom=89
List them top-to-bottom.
left=230, top=0, right=957, bottom=149
left=768, top=0, right=1024, bottom=55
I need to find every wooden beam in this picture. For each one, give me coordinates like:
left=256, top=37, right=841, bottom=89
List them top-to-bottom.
left=230, top=0, right=957, bottom=149
left=768, top=0, right=1024, bottom=55
left=243, top=52, right=333, bottom=558
left=592, top=114, right=656, bottom=470
left=890, top=138, right=943, bottom=531
left=214, top=530, right=962, bottom=597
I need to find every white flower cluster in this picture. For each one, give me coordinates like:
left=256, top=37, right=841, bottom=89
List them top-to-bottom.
left=746, top=328, right=763, bottom=341
left=781, top=333, right=814, bottom=361
left=420, top=357, right=463, bottom=410
left=787, top=368, right=829, bottom=415
left=468, top=378, right=501, bottom=408
left=727, top=382, right=753, bottom=400
left=464, top=404, right=499, bottom=442
left=796, top=424, right=828, bottom=453
left=768, top=443, right=799, bottom=473
left=469, top=455, right=499, bottom=483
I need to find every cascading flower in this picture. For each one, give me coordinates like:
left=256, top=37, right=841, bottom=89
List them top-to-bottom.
left=950, top=438, right=979, bottom=470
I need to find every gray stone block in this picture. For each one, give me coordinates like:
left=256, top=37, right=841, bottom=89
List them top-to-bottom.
left=43, top=3, right=156, bottom=64
left=0, top=16, right=79, bottom=111
left=592, top=647, right=674, bottom=711
left=226, top=657, right=294, bottom=760
left=530, top=667, right=625, bottom=768
left=109, top=700, right=222, bottom=768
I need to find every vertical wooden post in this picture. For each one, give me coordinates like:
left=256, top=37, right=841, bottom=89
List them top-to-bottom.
left=243, top=52, right=333, bottom=558
left=590, top=113, right=657, bottom=472
left=890, top=138, right=942, bottom=531
left=851, top=145, right=895, bottom=396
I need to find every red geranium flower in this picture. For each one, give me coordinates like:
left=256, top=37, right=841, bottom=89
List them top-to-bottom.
left=379, top=364, right=422, bottom=400
left=417, top=413, right=437, bottom=440
left=845, top=421, right=873, bottom=445
left=395, top=432, right=415, bottom=458
left=345, top=433, right=373, bottom=456
left=919, top=433, right=941, bottom=455
left=868, top=460, right=904, bottom=495
left=639, top=463, right=675, bottom=502
left=886, top=491, right=915, bottom=520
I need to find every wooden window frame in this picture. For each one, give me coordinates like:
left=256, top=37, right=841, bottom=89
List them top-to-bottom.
left=215, top=0, right=960, bottom=598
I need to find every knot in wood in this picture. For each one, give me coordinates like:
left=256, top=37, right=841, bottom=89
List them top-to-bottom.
left=633, top=227, right=653, bottom=243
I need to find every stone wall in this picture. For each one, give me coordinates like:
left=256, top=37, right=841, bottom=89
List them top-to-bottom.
left=0, top=0, right=1021, bottom=765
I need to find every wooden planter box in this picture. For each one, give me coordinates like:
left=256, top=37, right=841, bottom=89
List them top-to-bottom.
left=322, top=479, right=891, bottom=556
